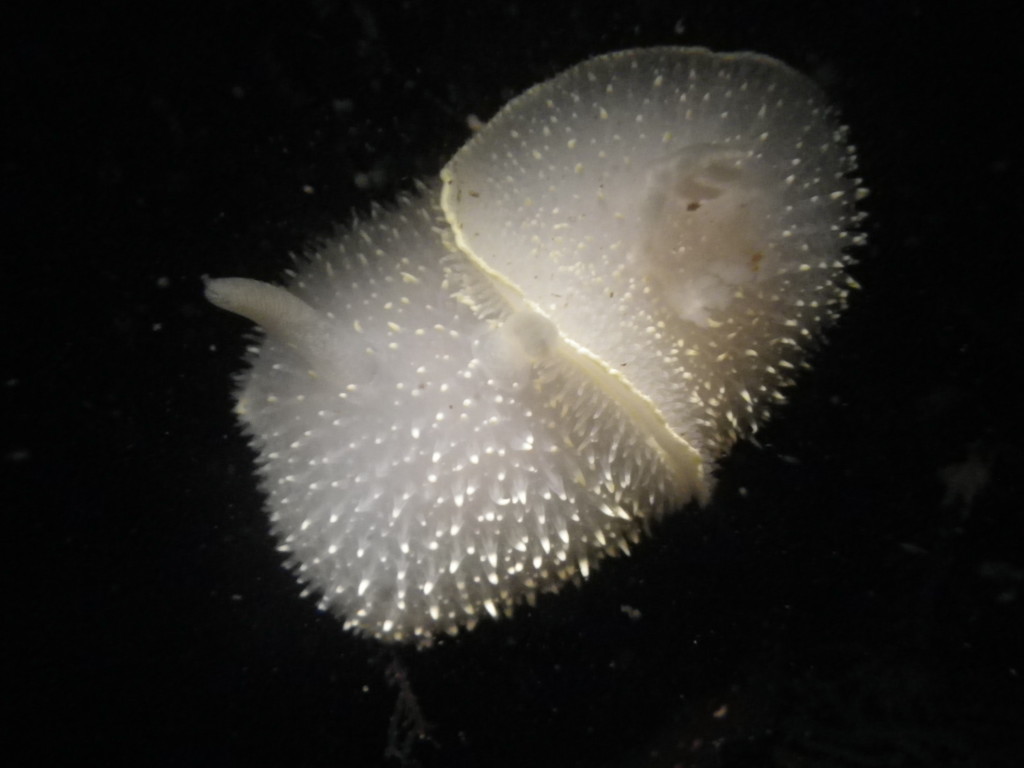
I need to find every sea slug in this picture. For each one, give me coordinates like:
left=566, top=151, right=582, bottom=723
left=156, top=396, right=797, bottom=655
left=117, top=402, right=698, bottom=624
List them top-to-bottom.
left=206, top=47, right=866, bottom=645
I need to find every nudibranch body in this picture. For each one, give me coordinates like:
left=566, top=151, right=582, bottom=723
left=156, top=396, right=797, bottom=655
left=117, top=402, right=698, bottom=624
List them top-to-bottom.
left=206, top=47, right=866, bottom=645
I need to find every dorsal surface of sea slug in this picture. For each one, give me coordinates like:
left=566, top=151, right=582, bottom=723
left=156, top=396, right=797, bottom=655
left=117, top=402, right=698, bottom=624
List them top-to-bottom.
left=206, top=47, right=867, bottom=645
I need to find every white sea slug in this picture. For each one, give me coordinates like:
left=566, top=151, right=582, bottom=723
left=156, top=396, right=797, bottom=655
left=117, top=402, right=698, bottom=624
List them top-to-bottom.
left=206, top=47, right=866, bottom=645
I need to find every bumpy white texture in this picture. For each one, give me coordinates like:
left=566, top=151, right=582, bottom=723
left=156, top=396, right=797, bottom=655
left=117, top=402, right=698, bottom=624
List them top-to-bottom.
left=206, top=47, right=864, bottom=645
left=442, top=47, right=864, bottom=459
left=208, top=195, right=694, bottom=643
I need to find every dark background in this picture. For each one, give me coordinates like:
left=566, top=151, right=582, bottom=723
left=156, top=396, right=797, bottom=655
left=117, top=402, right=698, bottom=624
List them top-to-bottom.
left=7, top=1, right=1022, bottom=766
